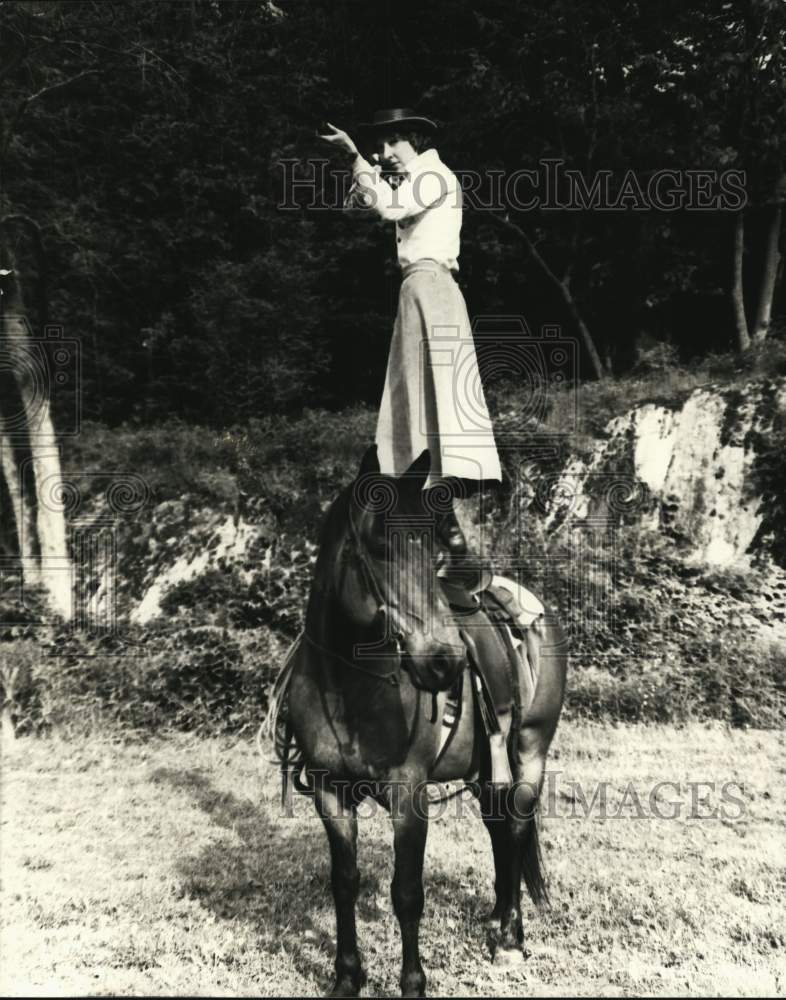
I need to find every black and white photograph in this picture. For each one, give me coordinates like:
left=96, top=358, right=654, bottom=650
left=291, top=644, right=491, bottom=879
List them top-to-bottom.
left=0, top=1, right=784, bottom=996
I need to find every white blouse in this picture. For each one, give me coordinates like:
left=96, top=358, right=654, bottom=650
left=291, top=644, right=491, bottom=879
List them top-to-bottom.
left=344, top=148, right=462, bottom=271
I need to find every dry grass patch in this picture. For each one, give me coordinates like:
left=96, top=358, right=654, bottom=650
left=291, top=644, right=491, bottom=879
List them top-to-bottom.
left=1, top=723, right=784, bottom=997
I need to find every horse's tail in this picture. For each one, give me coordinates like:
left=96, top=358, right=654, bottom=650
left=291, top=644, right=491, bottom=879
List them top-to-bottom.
left=261, top=631, right=303, bottom=746
left=257, top=632, right=305, bottom=808
left=280, top=717, right=293, bottom=809
left=521, top=810, right=550, bottom=907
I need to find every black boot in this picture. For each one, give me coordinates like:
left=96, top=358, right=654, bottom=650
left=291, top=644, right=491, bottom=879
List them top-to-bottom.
left=435, top=504, right=494, bottom=593
left=436, top=504, right=467, bottom=556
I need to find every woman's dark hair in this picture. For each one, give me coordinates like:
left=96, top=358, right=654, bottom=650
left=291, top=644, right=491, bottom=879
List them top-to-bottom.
left=369, top=128, right=435, bottom=155
left=397, top=129, right=434, bottom=154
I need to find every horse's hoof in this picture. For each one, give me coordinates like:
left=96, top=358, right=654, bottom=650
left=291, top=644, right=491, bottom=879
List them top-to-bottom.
left=492, top=944, right=526, bottom=968
left=400, top=971, right=426, bottom=997
left=325, top=973, right=365, bottom=998
left=325, top=986, right=360, bottom=998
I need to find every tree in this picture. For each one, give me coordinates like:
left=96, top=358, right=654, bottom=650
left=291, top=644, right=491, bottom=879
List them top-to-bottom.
left=646, top=0, right=786, bottom=351
left=0, top=1, right=106, bottom=618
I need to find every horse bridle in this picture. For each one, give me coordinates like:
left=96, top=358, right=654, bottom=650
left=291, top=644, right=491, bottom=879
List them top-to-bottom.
left=302, top=491, right=440, bottom=688
left=344, top=495, right=415, bottom=659
left=340, top=497, right=457, bottom=722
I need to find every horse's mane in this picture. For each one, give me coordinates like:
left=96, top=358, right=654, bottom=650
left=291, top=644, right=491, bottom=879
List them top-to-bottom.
left=304, top=484, right=354, bottom=625
left=313, top=484, right=352, bottom=565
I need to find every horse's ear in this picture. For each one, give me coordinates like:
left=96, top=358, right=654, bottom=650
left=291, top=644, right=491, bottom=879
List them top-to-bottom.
left=358, top=443, right=380, bottom=477
left=401, top=448, right=431, bottom=491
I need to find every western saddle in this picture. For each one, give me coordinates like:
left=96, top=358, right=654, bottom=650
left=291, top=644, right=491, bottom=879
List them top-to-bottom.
left=436, top=554, right=544, bottom=785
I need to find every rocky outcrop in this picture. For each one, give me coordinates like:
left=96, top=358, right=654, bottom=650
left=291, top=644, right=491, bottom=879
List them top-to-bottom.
left=538, top=378, right=786, bottom=568
left=120, top=496, right=315, bottom=633
left=131, top=507, right=265, bottom=624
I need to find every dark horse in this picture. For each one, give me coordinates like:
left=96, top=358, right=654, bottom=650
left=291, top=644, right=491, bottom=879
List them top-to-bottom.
left=286, top=447, right=567, bottom=998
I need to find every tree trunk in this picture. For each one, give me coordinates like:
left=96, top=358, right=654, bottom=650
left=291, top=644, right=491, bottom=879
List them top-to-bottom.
left=752, top=202, right=783, bottom=341
left=732, top=211, right=750, bottom=352
left=488, top=212, right=607, bottom=379
left=0, top=242, right=72, bottom=620
left=556, top=279, right=607, bottom=380
left=0, top=424, right=36, bottom=565
left=0, top=660, right=18, bottom=744
left=1, top=703, right=16, bottom=743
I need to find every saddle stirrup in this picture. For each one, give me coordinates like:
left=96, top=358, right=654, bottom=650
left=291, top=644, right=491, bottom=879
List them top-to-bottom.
left=470, top=667, right=515, bottom=788
left=488, top=708, right=514, bottom=786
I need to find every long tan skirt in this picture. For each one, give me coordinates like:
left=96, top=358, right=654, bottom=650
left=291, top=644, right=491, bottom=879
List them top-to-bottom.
left=375, top=259, right=503, bottom=490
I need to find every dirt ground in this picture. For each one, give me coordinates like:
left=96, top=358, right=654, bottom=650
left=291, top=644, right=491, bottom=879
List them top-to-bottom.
left=1, top=722, right=784, bottom=997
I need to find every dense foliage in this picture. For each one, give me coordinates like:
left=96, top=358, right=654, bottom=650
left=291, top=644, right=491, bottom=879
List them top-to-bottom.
left=1, top=0, right=785, bottom=427
left=3, top=370, right=785, bottom=736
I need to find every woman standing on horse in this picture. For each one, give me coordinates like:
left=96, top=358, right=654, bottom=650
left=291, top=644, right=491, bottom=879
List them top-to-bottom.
left=320, top=108, right=502, bottom=582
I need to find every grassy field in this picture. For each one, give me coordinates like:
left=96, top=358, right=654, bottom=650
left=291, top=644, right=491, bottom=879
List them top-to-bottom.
left=1, top=723, right=784, bottom=998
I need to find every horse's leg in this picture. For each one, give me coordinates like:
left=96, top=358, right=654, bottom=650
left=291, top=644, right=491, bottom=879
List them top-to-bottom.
left=490, top=617, right=565, bottom=962
left=492, top=736, right=548, bottom=964
left=313, top=781, right=366, bottom=998
left=390, top=783, right=429, bottom=998
left=478, top=785, right=512, bottom=923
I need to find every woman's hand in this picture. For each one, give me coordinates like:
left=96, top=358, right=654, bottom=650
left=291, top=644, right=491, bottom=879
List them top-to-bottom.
left=317, top=122, right=359, bottom=157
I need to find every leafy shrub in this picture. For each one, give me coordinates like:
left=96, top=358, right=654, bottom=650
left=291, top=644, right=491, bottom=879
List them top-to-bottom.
left=632, top=340, right=681, bottom=376
left=489, top=512, right=786, bottom=728
left=160, top=536, right=316, bottom=634
left=10, top=624, right=291, bottom=738
left=564, top=635, right=786, bottom=727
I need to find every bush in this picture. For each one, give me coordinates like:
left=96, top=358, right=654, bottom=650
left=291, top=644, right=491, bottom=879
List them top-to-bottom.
left=632, top=340, right=681, bottom=376
left=62, top=407, right=376, bottom=537
left=490, top=512, right=786, bottom=728
left=160, top=536, right=316, bottom=634
left=9, top=624, right=291, bottom=738
left=564, top=636, right=786, bottom=727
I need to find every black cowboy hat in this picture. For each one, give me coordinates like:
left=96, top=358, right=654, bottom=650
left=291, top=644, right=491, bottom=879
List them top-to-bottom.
left=358, top=108, right=438, bottom=134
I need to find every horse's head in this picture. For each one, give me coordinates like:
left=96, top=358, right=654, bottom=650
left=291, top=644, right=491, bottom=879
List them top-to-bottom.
left=330, top=445, right=467, bottom=693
